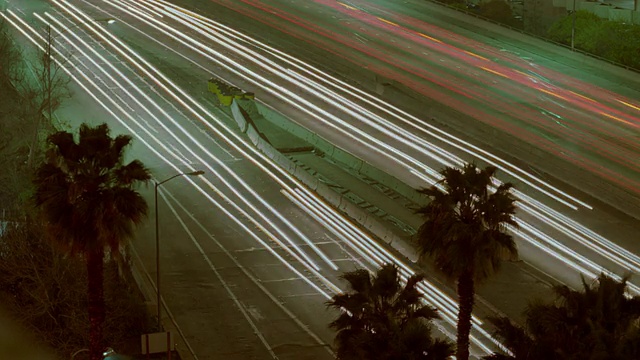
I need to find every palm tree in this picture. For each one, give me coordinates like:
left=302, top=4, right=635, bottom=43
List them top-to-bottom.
left=33, top=123, right=150, bottom=360
left=415, top=163, right=518, bottom=360
left=327, top=263, right=454, bottom=360
left=485, top=273, right=640, bottom=360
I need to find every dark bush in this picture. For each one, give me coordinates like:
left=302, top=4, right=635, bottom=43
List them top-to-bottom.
left=0, top=221, right=151, bottom=358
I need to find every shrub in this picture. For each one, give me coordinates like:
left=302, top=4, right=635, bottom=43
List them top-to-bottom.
left=548, top=11, right=640, bottom=69
left=0, top=221, right=151, bottom=358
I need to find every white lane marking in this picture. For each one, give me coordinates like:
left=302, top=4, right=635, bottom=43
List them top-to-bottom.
left=158, top=186, right=279, bottom=359
left=161, top=187, right=335, bottom=356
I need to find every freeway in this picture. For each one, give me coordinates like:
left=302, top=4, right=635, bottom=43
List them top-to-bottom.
left=3, top=0, right=508, bottom=358
left=4, top=0, right=640, bottom=358
left=60, top=0, right=640, bottom=292
left=134, top=0, right=640, bottom=289
left=170, top=0, right=640, bottom=213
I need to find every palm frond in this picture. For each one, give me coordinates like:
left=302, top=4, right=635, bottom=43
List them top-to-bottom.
left=33, top=123, right=150, bottom=257
left=328, top=264, right=453, bottom=359
left=340, top=269, right=372, bottom=294
left=487, top=316, right=532, bottom=358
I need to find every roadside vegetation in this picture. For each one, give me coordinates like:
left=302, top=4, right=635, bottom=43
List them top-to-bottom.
left=428, top=0, right=640, bottom=69
left=475, top=0, right=522, bottom=28
left=3, top=7, right=639, bottom=360
left=547, top=11, right=640, bottom=69
left=0, top=18, right=153, bottom=360
left=33, top=123, right=152, bottom=360
left=328, top=162, right=640, bottom=359
left=415, top=164, right=518, bottom=360
left=0, top=221, right=150, bottom=358
left=326, top=264, right=454, bottom=360
left=486, top=273, right=640, bottom=359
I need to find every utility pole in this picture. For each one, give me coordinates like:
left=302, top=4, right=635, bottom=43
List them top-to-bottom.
left=570, top=0, right=577, bottom=51
left=26, top=19, right=114, bottom=168
left=47, top=24, right=52, bottom=122
left=27, top=25, right=52, bottom=169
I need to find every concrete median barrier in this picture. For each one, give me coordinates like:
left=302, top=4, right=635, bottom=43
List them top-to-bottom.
left=242, top=99, right=422, bottom=263
left=230, top=100, right=248, bottom=133
left=254, top=101, right=425, bottom=204
left=245, top=123, right=260, bottom=145
left=329, top=149, right=364, bottom=173
left=292, top=165, right=319, bottom=191
left=358, top=165, right=430, bottom=206
left=315, top=180, right=343, bottom=208
left=362, top=214, right=418, bottom=263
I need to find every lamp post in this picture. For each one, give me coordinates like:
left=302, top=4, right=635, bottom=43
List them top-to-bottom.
left=154, top=170, right=205, bottom=329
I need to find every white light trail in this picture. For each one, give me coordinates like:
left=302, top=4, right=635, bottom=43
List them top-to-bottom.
left=11, top=0, right=638, bottom=355
left=34, top=0, right=480, bottom=326
left=57, top=0, right=640, bottom=348
left=106, top=0, right=435, bottom=189
left=124, top=0, right=639, bottom=291
left=154, top=0, right=592, bottom=211
left=42, top=1, right=340, bottom=272
left=6, top=4, right=500, bottom=355
left=39, top=10, right=332, bottom=274
left=4, top=11, right=342, bottom=300
left=283, top=188, right=507, bottom=353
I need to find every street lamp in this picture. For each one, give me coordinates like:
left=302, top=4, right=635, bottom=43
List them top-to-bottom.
left=154, top=170, right=205, bottom=329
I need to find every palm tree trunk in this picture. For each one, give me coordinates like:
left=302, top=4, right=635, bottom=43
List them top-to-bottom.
left=87, top=248, right=105, bottom=360
left=456, top=272, right=475, bottom=360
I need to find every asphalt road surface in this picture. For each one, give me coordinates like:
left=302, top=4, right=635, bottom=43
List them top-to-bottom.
left=4, top=0, right=640, bottom=359
left=4, top=0, right=507, bottom=358
left=74, top=0, right=640, bottom=294
left=140, top=0, right=640, bottom=289
left=165, top=0, right=640, bottom=209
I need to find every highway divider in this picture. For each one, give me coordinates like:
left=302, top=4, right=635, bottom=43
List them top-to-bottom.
left=231, top=99, right=421, bottom=262
left=250, top=101, right=429, bottom=206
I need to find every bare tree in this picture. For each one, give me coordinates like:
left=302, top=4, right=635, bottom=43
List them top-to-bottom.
left=0, top=17, right=33, bottom=211
left=0, top=17, right=25, bottom=88
left=0, top=18, right=71, bottom=171
left=25, top=25, right=72, bottom=168
left=0, top=219, right=151, bottom=359
left=0, top=219, right=88, bottom=357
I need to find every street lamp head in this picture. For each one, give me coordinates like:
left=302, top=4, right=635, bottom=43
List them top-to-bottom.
left=106, top=19, right=116, bottom=25
left=156, top=170, right=204, bottom=186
